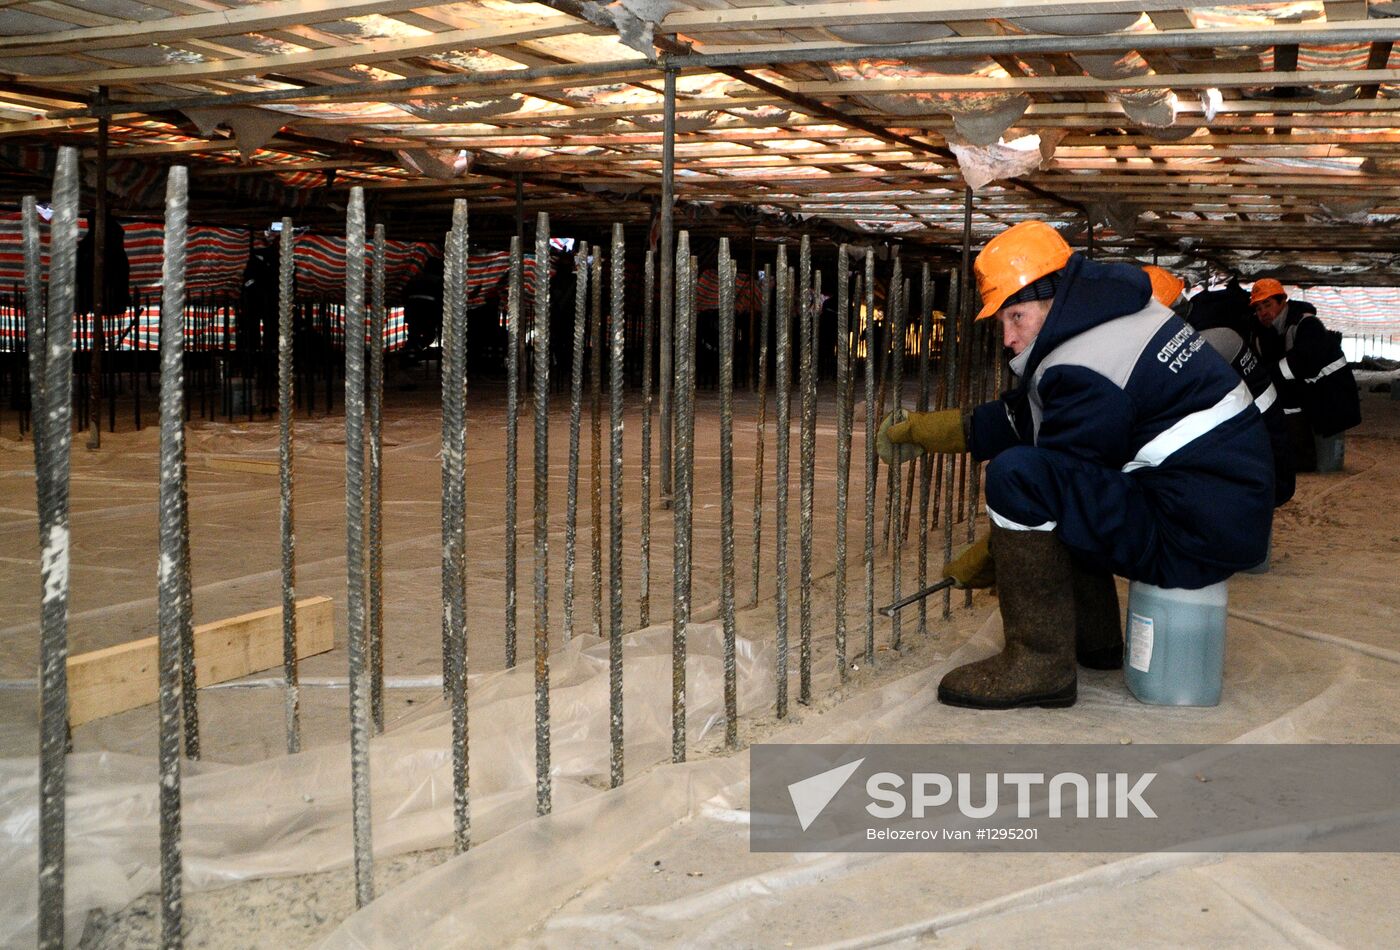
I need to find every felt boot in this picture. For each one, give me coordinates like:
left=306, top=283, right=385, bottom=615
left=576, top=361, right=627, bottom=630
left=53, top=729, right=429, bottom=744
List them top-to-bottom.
left=937, top=525, right=1077, bottom=709
left=1073, top=561, right=1123, bottom=670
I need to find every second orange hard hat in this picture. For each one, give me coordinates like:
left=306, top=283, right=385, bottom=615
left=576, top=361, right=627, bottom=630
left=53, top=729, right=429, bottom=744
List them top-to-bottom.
left=1143, top=265, right=1185, bottom=309
left=1250, top=278, right=1286, bottom=305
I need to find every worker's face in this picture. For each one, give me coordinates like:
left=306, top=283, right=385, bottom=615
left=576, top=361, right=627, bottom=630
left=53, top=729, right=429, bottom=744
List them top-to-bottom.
left=1253, top=296, right=1286, bottom=327
left=996, top=298, right=1052, bottom=356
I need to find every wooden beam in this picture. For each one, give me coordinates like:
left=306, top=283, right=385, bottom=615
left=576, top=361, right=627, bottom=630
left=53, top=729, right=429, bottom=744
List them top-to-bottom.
left=0, top=0, right=448, bottom=56
left=663, top=0, right=1224, bottom=33
left=31, top=15, right=601, bottom=86
left=784, top=68, right=1400, bottom=96
left=66, top=596, right=335, bottom=727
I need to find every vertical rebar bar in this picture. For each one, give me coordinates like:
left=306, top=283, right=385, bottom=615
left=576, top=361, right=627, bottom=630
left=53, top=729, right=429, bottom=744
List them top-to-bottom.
left=658, top=69, right=676, bottom=508
left=35, top=151, right=78, bottom=950
left=156, top=164, right=190, bottom=949
left=344, top=187, right=374, bottom=905
left=959, top=188, right=975, bottom=610
left=443, top=202, right=470, bottom=852
left=532, top=212, right=552, bottom=816
left=278, top=217, right=300, bottom=754
left=368, top=223, right=386, bottom=734
left=608, top=223, right=625, bottom=787
left=439, top=227, right=458, bottom=696
left=671, top=230, right=692, bottom=762
left=797, top=237, right=815, bottom=706
left=505, top=238, right=522, bottom=668
left=717, top=238, right=738, bottom=749
left=563, top=243, right=588, bottom=643
left=773, top=246, right=791, bottom=716
left=833, top=246, right=852, bottom=683
left=639, top=248, right=654, bottom=627
left=862, top=248, right=877, bottom=665
left=589, top=251, right=604, bottom=640
left=887, top=257, right=905, bottom=652
left=916, top=263, right=933, bottom=639
left=750, top=265, right=771, bottom=607
left=941, top=267, right=960, bottom=622
left=177, top=447, right=198, bottom=761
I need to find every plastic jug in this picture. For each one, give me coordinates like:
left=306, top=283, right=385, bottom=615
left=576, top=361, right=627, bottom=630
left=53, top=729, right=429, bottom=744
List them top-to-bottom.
left=1123, top=580, right=1228, bottom=707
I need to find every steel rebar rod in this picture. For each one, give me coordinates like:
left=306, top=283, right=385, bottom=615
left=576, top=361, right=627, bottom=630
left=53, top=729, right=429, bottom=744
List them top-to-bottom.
left=658, top=69, right=676, bottom=510
left=35, top=151, right=78, bottom=950
left=156, top=164, right=191, bottom=948
left=344, top=187, right=375, bottom=905
left=959, top=188, right=975, bottom=610
left=438, top=206, right=470, bottom=854
left=532, top=212, right=552, bottom=816
left=278, top=217, right=300, bottom=754
left=368, top=223, right=386, bottom=734
left=608, top=223, right=626, bottom=786
left=439, top=226, right=459, bottom=697
left=671, top=230, right=692, bottom=762
left=797, top=236, right=816, bottom=706
left=505, top=237, right=522, bottom=668
left=718, top=239, right=738, bottom=749
left=563, top=243, right=588, bottom=644
left=773, top=246, right=791, bottom=716
left=833, top=246, right=852, bottom=683
left=639, top=248, right=654, bottom=628
left=857, top=249, right=877, bottom=665
left=589, top=251, right=604, bottom=640
left=888, top=259, right=906, bottom=652
left=916, top=263, right=934, bottom=639
left=749, top=264, right=770, bottom=608
left=941, top=268, right=961, bottom=622
left=900, top=276, right=918, bottom=542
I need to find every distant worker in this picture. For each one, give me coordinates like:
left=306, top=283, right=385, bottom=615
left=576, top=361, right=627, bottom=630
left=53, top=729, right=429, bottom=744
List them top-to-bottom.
left=879, top=221, right=1273, bottom=710
left=1144, top=266, right=1294, bottom=507
left=1249, top=278, right=1360, bottom=471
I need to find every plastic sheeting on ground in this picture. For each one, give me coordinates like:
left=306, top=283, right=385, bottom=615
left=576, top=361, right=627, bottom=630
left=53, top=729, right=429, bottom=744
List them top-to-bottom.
left=320, top=602, right=1400, bottom=949
left=0, top=622, right=774, bottom=947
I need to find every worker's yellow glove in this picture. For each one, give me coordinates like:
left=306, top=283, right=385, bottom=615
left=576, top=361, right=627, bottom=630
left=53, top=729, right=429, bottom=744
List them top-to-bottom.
left=886, top=408, right=966, bottom=455
left=876, top=409, right=926, bottom=464
left=942, top=536, right=995, bottom=589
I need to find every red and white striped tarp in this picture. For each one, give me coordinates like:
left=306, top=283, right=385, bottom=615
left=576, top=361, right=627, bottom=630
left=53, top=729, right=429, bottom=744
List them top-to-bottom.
left=696, top=268, right=762, bottom=312
left=1288, top=286, right=1400, bottom=339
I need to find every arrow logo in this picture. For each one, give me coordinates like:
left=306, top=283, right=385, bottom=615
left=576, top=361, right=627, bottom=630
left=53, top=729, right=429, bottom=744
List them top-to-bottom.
left=787, top=758, right=865, bottom=831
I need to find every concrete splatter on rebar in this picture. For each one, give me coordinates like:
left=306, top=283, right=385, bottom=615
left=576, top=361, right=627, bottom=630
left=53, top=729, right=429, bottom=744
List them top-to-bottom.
left=532, top=212, right=552, bottom=817
left=277, top=216, right=300, bottom=755
left=608, top=223, right=626, bottom=788
left=718, top=238, right=738, bottom=749
left=773, top=246, right=791, bottom=717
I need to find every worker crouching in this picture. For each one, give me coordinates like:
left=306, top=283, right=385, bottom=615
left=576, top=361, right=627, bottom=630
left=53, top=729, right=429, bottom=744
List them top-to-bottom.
left=880, top=221, right=1274, bottom=710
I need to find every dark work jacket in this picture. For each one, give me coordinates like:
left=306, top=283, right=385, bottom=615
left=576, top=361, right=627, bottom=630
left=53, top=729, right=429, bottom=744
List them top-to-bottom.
left=968, top=254, right=1274, bottom=587
left=1184, top=286, right=1295, bottom=506
left=1257, top=301, right=1361, bottom=438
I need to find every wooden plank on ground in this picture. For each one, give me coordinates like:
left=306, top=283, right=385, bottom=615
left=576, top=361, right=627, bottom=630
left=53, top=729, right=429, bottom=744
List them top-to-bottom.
left=66, top=595, right=334, bottom=726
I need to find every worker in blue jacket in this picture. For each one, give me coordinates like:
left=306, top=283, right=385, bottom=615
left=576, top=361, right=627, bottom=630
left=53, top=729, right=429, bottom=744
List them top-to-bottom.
left=879, top=221, right=1273, bottom=710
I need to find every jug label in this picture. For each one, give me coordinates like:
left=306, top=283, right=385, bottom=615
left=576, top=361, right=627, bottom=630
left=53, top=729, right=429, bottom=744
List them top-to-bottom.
left=1128, top=613, right=1154, bottom=672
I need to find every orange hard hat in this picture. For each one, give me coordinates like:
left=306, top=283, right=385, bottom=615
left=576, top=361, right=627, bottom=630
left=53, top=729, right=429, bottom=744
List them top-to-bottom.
left=973, top=220, right=1073, bottom=320
left=1143, top=265, right=1185, bottom=309
left=1250, top=278, right=1287, bottom=306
